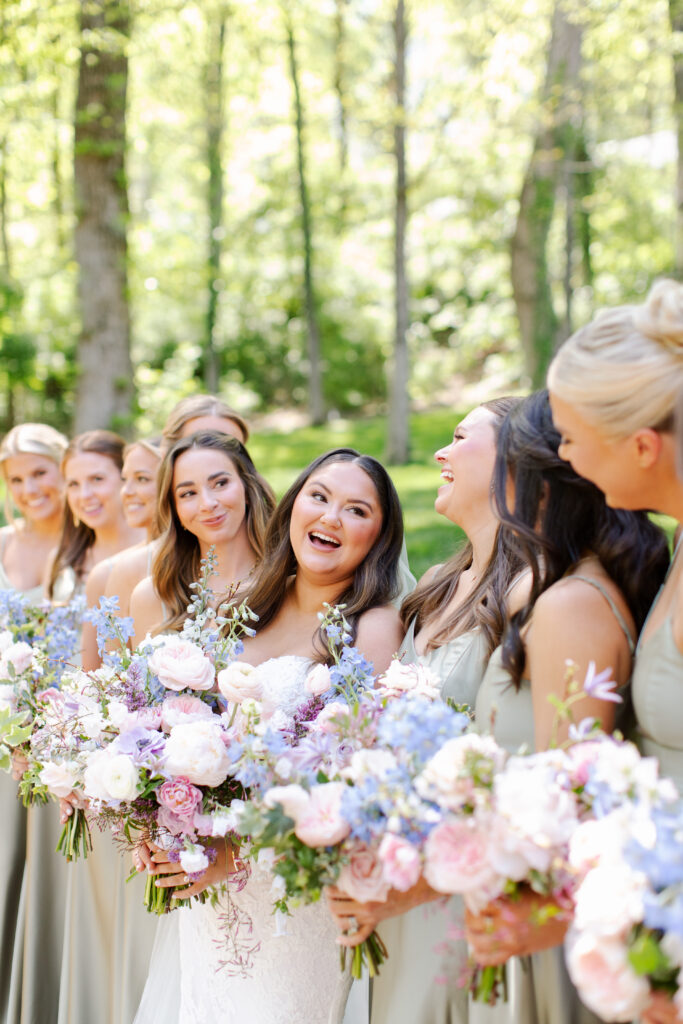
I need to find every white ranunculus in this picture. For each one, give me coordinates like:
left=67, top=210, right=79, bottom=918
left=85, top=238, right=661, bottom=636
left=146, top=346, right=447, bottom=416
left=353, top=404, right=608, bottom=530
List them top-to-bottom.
left=148, top=637, right=215, bottom=692
left=216, top=662, right=261, bottom=704
left=163, top=720, right=230, bottom=787
left=84, top=750, right=139, bottom=802
left=179, top=844, right=210, bottom=875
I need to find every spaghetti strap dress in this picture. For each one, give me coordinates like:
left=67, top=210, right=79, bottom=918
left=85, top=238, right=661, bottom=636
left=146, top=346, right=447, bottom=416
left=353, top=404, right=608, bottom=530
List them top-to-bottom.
left=471, top=575, right=635, bottom=1024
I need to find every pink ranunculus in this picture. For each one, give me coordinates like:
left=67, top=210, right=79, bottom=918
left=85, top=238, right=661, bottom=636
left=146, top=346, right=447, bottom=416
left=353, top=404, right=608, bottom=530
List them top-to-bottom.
left=148, top=637, right=215, bottom=692
left=216, top=662, right=261, bottom=704
left=305, top=664, right=332, bottom=697
left=161, top=695, right=215, bottom=731
left=308, top=702, right=350, bottom=734
left=158, top=776, right=203, bottom=819
left=293, top=782, right=351, bottom=847
left=424, top=817, right=501, bottom=898
left=377, top=834, right=421, bottom=892
left=337, top=842, right=391, bottom=903
left=565, top=929, right=650, bottom=1022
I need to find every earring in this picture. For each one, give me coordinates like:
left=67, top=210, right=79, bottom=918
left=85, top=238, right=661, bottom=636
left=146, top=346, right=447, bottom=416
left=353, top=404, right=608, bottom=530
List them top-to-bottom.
left=73, top=513, right=80, bottom=528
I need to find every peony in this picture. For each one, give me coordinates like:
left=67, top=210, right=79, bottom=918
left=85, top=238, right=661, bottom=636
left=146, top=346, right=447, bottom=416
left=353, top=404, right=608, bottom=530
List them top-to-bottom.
left=148, top=637, right=215, bottom=692
left=1, top=641, right=34, bottom=677
left=378, top=659, right=441, bottom=699
left=217, top=662, right=261, bottom=704
left=305, top=663, right=332, bottom=696
left=161, top=695, right=215, bottom=731
left=308, top=702, right=350, bottom=734
left=163, top=720, right=230, bottom=787
left=416, top=734, right=506, bottom=811
left=84, top=750, right=140, bottom=802
left=40, top=761, right=79, bottom=798
left=293, top=782, right=350, bottom=847
left=264, top=784, right=311, bottom=822
left=424, top=817, right=502, bottom=898
left=378, top=834, right=421, bottom=892
left=338, top=842, right=391, bottom=903
left=572, top=862, right=647, bottom=938
left=565, top=929, right=650, bottom=1022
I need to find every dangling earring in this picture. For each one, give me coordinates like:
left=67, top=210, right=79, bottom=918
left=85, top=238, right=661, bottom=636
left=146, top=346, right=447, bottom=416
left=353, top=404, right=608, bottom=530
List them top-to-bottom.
left=73, top=513, right=80, bottom=528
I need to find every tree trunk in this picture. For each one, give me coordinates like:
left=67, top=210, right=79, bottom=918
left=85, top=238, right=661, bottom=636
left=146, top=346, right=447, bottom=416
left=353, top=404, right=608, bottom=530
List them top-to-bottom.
left=73, top=0, right=133, bottom=433
left=333, top=0, right=349, bottom=217
left=386, top=0, right=410, bottom=465
left=510, top=0, right=582, bottom=387
left=670, top=0, right=683, bottom=278
left=203, top=8, right=227, bottom=394
left=286, top=13, right=325, bottom=425
left=0, top=134, right=10, bottom=277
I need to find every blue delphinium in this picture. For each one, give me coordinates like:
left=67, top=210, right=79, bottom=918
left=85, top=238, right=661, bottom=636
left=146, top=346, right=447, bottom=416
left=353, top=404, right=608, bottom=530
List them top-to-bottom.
left=376, top=695, right=469, bottom=768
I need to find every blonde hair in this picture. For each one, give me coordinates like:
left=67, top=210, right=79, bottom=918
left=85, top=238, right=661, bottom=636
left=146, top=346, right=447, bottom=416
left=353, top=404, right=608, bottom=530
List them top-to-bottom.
left=548, top=279, right=683, bottom=439
left=162, top=396, right=249, bottom=450
left=0, top=423, right=68, bottom=525
left=123, top=437, right=162, bottom=462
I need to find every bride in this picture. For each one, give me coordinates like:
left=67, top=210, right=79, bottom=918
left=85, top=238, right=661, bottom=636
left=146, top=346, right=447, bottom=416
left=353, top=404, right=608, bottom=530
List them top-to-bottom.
left=136, top=447, right=404, bottom=1024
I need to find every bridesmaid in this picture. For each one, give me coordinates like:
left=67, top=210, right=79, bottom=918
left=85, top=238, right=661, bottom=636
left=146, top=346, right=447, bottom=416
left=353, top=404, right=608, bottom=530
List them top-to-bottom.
left=547, top=279, right=683, bottom=1024
left=467, top=390, right=669, bottom=1024
left=103, top=395, right=250, bottom=623
left=328, top=398, right=527, bottom=1024
left=0, top=423, right=67, bottom=1024
left=47, top=430, right=144, bottom=604
left=129, top=430, right=275, bottom=636
left=81, top=438, right=161, bottom=667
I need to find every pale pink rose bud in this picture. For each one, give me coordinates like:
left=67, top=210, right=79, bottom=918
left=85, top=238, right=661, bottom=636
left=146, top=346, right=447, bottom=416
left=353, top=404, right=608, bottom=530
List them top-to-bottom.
left=217, top=662, right=262, bottom=704
left=305, top=664, right=332, bottom=697
left=378, top=834, right=422, bottom=892
left=337, top=841, right=390, bottom=903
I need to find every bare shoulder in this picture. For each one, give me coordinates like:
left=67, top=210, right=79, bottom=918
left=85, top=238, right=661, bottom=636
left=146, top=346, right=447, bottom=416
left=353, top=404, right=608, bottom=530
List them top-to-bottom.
left=105, top=543, right=154, bottom=594
left=85, top=559, right=112, bottom=604
left=419, top=563, right=443, bottom=587
left=506, top=570, right=533, bottom=617
left=533, top=574, right=626, bottom=630
left=130, top=575, right=164, bottom=641
left=130, top=575, right=157, bottom=611
left=356, top=604, right=404, bottom=674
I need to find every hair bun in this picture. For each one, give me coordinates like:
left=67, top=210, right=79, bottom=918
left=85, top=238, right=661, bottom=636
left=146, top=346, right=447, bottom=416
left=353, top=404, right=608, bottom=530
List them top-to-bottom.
left=633, top=279, right=683, bottom=356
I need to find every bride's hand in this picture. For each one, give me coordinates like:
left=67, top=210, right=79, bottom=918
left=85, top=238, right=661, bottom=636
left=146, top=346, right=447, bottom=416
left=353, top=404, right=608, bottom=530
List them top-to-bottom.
left=10, top=751, right=29, bottom=781
left=58, top=790, right=87, bottom=825
left=132, top=840, right=154, bottom=873
left=149, top=840, right=236, bottom=900
left=326, top=878, right=441, bottom=947
left=641, top=992, right=683, bottom=1024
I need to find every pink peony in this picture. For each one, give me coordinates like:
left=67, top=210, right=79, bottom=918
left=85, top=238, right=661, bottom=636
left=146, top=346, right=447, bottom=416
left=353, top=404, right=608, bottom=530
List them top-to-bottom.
left=148, top=637, right=215, bottom=692
left=216, top=662, right=262, bottom=704
left=161, top=695, right=215, bottom=731
left=163, top=720, right=231, bottom=787
left=158, top=777, right=203, bottom=819
left=293, top=782, right=351, bottom=847
left=424, top=817, right=502, bottom=898
left=378, top=834, right=421, bottom=892
left=337, top=842, right=391, bottom=903
left=565, top=930, right=650, bottom=1022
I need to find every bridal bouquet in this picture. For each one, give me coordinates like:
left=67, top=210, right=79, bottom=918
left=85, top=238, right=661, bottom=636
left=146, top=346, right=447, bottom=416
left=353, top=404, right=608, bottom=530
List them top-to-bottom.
left=28, top=553, right=256, bottom=895
left=0, top=588, right=84, bottom=793
left=565, top=784, right=683, bottom=1021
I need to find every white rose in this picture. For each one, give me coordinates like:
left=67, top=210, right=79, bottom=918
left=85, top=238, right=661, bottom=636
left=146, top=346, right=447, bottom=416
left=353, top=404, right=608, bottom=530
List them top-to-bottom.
left=148, top=637, right=215, bottom=692
left=216, top=662, right=261, bottom=704
left=305, top=664, right=332, bottom=697
left=163, top=720, right=230, bottom=787
left=84, top=750, right=139, bottom=802
left=40, top=761, right=79, bottom=798
left=179, top=844, right=210, bottom=874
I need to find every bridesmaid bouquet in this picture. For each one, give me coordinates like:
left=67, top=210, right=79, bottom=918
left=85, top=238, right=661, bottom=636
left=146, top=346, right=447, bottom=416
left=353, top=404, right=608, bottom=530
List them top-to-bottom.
left=28, top=553, right=256, bottom=885
left=0, top=588, right=84, bottom=797
left=565, top=785, right=683, bottom=1021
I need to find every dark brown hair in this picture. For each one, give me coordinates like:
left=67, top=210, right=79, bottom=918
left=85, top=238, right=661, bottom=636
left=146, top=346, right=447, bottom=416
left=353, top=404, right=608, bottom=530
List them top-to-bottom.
left=400, top=397, right=524, bottom=657
left=48, top=430, right=126, bottom=598
left=153, top=431, right=275, bottom=630
left=244, top=448, right=404, bottom=660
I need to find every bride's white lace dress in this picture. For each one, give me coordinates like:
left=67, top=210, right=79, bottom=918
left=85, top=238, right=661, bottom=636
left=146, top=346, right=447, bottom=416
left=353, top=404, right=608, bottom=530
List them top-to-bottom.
left=135, top=656, right=350, bottom=1024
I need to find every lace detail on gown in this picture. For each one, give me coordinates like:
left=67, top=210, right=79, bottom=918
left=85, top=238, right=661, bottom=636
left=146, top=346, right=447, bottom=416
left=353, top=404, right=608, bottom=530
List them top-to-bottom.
left=152, top=656, right=348, bottom=1024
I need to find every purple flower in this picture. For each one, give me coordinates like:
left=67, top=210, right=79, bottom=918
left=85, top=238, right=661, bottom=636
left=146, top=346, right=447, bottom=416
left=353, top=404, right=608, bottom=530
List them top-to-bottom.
left=582, top=662, right=622, bottom=704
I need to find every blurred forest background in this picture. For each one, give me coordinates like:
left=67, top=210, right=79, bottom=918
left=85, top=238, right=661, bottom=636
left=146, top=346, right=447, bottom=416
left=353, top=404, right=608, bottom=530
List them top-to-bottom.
left=0, top=0, right=679, bottom=468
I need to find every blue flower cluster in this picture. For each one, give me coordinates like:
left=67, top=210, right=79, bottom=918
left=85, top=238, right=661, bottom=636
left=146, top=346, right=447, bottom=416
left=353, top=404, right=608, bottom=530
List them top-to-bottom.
left=84, top=596, right=135, bottom=664
left=376, top=695, right=469, bottom=768
left=626, top=800, right=683, bottom=937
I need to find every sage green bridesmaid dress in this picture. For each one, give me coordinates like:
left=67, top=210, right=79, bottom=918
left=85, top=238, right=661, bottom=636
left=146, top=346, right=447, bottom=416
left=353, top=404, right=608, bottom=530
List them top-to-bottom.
left=471, top=575, right=634, bottom=1024
left=369, top=619, right=490, bottom=1024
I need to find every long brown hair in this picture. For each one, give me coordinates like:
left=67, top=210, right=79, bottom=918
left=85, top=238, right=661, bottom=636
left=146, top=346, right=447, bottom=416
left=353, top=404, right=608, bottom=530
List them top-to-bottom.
left=161, top=395, right=249, bottom=451
left=400, top=397, right=524, bottom=657
left=48, top=430, right=126, bottom=598
left=153, top=431, right=275, bottom=631
left=244, top=448, right=404, bottom=660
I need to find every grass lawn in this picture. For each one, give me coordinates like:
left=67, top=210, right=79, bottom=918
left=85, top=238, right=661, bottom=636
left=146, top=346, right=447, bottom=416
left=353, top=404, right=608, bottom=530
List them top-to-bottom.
left=248, top=408, right=468, bottom=581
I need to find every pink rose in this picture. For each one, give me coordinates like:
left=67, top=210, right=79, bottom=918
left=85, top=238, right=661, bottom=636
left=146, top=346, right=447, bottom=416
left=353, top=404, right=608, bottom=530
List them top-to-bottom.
left=148, top=637, right=215, bottom=692
left=216, top=663, right=262, bottom=704
left=305, top=664, right=332, bottom=697
left=161, top=695, right=215, bottom=731
left=158, top=777, right=203, bottom=819
left=293, top=782, right=351, bottom=847
left=424, top=818, right=501, bottom=898
left=378, top=834, right=421, bottom=892
left=337, top=842, right=390, bottom=903
left=565, top=930, right=650, bottom=1022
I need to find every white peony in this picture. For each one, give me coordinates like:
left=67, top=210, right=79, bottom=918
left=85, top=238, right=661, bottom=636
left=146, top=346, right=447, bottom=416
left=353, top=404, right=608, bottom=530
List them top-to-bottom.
left=148, top=636, right=215, bottom=692
left=217, top=662, right=261, bottom=704
left=163, top=720, right=230, bottom=787
left=84, top=750, right=140, bottom=802
left=572, top=862, right=648, bottom=938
